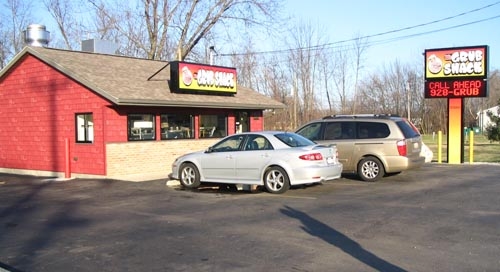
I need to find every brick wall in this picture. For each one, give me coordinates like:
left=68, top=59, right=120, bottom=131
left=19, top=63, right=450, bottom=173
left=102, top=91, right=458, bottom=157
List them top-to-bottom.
left=106, top=139, right=218, bottom=180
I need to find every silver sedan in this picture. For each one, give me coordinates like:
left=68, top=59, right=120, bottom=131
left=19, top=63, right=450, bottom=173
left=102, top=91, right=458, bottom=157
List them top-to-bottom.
left=169, top=131, right=343, bottom=194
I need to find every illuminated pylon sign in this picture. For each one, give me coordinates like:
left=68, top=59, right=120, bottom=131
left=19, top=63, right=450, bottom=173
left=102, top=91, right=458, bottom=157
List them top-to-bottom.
left=424, top=45, right=489, bottom=164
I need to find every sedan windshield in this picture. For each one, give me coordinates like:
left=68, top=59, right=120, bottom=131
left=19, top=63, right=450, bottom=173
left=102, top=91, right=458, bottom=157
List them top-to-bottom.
left=274, top=133, right=315, bottom=147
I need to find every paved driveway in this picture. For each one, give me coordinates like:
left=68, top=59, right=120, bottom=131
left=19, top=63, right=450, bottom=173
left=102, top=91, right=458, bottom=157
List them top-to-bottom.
left=1, top=163, right=500, bottom=272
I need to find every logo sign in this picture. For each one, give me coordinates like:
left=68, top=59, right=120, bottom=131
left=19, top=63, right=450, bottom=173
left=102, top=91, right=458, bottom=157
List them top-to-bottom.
left=424, top=45, right=489, bottom=98
left=425, top=46, right=488, bottom=79
left=170, top=61, right=237, bottom=94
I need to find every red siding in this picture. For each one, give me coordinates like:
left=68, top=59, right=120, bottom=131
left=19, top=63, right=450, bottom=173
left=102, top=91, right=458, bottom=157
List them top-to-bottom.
left=0, top=54, right=267, bottom=178
left=0, top=55, right=112, bottom=175
left=104, top=106, right=129, bottom=142
left=250, top=111, right=264, bottom=131
left=227, top=115, right=236, bottom=134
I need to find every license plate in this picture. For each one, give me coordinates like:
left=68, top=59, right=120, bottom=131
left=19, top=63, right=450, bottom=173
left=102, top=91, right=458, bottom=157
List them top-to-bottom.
left=413, top=142, right=420, bottom=152
left=326, top=157, right=334, bottom=164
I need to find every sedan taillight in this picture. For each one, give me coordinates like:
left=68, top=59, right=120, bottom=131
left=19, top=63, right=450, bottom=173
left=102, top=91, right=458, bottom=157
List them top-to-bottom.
left=397, top=140, right=407, bottom=156
left=299, top=153, right=324, bottom=161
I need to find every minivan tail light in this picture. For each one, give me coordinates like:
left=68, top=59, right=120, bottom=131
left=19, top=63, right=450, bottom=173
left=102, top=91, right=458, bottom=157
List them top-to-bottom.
left=397, top=140, right=407, bottom=156
left=299, top=153, right=323, bottom=161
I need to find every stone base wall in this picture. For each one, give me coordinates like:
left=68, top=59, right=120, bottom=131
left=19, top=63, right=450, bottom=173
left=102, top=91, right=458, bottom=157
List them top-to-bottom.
left=105, top=139, right=218, bottom=181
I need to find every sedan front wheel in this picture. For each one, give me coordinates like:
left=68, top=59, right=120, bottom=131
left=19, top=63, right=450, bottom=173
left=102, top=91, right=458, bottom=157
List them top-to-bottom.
left=179, top=163, right=201, bottom=189
left=264, top=166, right=290, bottom=194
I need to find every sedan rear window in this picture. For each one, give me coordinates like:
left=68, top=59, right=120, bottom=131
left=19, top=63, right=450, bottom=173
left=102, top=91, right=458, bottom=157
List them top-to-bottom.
left=274, top=133, right=315, bottom=147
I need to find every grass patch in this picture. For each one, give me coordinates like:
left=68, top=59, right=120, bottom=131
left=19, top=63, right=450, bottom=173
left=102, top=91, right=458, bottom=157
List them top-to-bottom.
left=422, top=134, right=500, bottom=163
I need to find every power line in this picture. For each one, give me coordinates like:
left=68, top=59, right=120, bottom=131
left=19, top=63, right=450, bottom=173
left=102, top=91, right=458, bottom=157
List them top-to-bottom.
left=219, top=1, right=500, bottom=57
left=357, top=1, right=500, bottom=42
left=223, top=13, right=500, bottom=69
left=363, top=14, right=500, bottom=48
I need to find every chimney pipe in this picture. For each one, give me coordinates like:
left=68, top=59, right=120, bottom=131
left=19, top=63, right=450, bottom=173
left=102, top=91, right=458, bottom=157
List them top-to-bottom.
left=24, top=24, right=50, bottom=47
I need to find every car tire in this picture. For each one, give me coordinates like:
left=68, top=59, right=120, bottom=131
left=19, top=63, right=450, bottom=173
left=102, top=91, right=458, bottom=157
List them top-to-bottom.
left=358, top=156, right=385, bottom=182
left=179, top=163, right=201, bottom=189
left=264, top=166, right=290, bottom=194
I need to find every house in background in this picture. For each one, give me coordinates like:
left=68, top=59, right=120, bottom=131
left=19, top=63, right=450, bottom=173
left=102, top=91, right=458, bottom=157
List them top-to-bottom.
left=0, top=45, right=285, bottom=181
left=477, top=105, right=499, bottom=132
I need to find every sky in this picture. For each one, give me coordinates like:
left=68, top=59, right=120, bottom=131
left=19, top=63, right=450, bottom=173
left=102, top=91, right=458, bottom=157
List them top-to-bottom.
left=8, top=0, right=499, bottom=74
left=279, top=0, right=500, bottom=73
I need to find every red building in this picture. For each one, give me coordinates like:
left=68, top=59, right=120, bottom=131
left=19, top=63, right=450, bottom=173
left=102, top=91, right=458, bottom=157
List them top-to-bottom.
left=0, top=46, right=284, bottom=180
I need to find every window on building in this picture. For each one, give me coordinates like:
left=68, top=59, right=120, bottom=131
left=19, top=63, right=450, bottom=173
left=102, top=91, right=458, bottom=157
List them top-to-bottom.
left=75, top=113, right=94, bottom=143
left=128, top=114, right=155, bottom=141
left=160, top=114, right=194, bottom=140
left=199, top=114, right=227, bottom=138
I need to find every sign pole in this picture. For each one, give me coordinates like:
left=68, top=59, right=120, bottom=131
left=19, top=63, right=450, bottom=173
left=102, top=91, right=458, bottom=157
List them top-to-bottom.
left=447, top=98, right=464, bottom=164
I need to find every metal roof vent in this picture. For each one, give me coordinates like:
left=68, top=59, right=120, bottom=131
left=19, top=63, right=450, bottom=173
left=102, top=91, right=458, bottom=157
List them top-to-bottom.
left=24, top=24, right=50, bottom=47
left=81, top=39, right=119, bottom=55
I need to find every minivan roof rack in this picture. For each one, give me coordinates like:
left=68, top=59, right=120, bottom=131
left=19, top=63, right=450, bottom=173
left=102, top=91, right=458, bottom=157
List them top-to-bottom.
left=322, top=114, right=400, bottom=119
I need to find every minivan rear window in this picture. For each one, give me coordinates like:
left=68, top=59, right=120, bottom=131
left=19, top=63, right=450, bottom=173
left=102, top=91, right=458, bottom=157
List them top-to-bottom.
left=396, top=120, right=420, bottom=138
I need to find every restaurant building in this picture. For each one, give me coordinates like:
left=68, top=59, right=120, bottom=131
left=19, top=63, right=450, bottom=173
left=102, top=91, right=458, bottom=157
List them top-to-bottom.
left=0, top=45, right=285, bottom=180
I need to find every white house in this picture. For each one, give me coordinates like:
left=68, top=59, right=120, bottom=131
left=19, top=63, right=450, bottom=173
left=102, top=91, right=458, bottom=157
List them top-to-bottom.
left=477, top=105, right=499, bottom=132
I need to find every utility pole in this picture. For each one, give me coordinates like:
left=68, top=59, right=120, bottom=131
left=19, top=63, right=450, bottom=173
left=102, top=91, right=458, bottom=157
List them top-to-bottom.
left=209, top=46, right=216, bottom=65
left=293, top=76, right=298, bottom=129
left=406, top=81, right=411, bottom=121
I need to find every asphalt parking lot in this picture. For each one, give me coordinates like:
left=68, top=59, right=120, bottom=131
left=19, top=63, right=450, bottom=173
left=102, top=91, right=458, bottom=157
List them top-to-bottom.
left=1, top=163, right=500, bottom=272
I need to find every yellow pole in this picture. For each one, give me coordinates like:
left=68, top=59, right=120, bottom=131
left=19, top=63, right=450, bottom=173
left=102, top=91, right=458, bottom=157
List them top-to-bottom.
left=469, top=130, right=474, bottom=163
left=438, top=131, right=442, bottom=163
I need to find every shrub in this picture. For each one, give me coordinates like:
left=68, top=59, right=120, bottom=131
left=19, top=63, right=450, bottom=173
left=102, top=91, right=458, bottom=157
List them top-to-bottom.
left=485, top=102, right=500, bottom=143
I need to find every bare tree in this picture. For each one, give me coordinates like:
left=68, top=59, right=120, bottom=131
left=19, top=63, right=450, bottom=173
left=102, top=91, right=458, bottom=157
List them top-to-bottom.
left=0, top=0, right=35, bottom=67
left=43, top=0, right=82, bottom=50
left=87, top=0, right=283, bottom=60
left=87, top=0, right=160, bottom=58
left=87, top=1, right=118, bottom=42
left=0, top=20, right=9, bottom=69
left=285, top=20, right=330, bottom=126
left=350, top=34, right=368, bottom=114
left=225, top=36, right=292, bottom=130
left=326, top=36, right=368, bottom=115
left=229, top=39, right=258, bottom=89
left=331, top=45, right=351, bottom=114
left=318, top=52, right=332, bottom=112
left=260, top=58, right=292, bottom=130
left=486, top=70, right=500, bottom=107
left=358, top=73, right=390, bottom=113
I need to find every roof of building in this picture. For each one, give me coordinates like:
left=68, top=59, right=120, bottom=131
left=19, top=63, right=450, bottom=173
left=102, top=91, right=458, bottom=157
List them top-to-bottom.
left=0, top=46, right=285, bottom=110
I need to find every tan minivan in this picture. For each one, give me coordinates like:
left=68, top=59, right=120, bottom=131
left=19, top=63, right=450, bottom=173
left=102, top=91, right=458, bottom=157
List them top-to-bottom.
left=295, top=114, right=425, bottom=181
